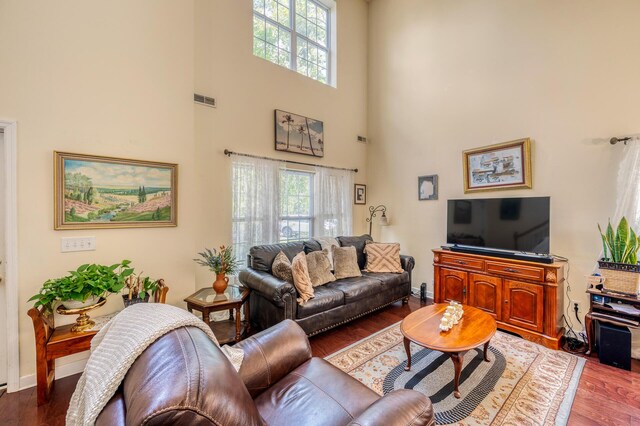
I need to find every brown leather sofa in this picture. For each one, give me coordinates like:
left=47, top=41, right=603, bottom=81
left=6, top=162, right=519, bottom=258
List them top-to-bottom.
left=239, top=235, right=415, bottom=335
left=96, top=319, right=434, bottom=426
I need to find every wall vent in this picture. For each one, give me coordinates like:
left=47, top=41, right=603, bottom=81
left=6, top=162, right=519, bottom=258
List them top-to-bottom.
left=194, top=93, right=217, bottom=108
left=357, top=135, right=368, bottom=144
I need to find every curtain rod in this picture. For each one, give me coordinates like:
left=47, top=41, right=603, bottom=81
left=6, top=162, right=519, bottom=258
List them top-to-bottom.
left=610, top=136, right=638, bottom=145
left=224, top=149, right=358, bottom=173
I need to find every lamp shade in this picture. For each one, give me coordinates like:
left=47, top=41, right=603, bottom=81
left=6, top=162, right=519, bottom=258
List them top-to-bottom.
left=379, top=212, right=389, bottom=226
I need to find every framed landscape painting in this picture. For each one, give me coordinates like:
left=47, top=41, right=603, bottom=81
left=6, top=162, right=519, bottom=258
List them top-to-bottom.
left=275, top=109, right=324, bottom=158
left=462, top=138, right=532, bottom=193
left=54, top=152, right=178, bottom=229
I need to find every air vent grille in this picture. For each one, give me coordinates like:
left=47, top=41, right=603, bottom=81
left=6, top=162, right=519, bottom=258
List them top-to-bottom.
left=194, top=93, right=217, bottom=108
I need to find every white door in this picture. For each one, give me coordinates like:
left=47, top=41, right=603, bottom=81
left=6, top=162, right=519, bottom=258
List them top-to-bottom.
left=0, top=130, right=6, bottom=387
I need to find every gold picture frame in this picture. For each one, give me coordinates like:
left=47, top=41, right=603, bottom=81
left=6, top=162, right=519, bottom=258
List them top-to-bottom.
left=463, top=138, right=532, bottom=193
left=54, top=151, right=178, bottom=230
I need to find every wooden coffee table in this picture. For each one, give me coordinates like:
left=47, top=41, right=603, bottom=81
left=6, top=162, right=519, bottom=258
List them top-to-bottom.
left=401, top=304, right=497, bottom=399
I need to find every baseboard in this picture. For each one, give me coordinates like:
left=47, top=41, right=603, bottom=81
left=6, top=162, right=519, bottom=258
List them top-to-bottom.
left=18, top=357, right=88, bottom=391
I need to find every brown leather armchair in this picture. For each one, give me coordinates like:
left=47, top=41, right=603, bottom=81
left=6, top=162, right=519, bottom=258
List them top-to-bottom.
left=96, top=319, right=434, bottom=426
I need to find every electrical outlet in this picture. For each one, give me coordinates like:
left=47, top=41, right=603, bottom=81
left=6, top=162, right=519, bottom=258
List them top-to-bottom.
left=61, top=236, right=96, bottom=253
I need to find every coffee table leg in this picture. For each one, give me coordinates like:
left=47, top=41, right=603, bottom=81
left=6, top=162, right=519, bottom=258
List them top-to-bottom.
left=403, top=337, right=412, bottom=371
left=483, top=341, right=491, bottom=362
left=451, top=352, right=463, bottom=399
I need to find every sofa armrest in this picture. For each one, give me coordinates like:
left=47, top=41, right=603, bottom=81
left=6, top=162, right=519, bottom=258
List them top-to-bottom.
left=239, top=268, right=297, bottom=308
left=234, top=319, right=312, bottom=398
left=348, top=390, right=434, bottom=426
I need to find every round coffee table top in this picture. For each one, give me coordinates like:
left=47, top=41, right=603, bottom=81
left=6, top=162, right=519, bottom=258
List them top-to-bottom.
left=401, top=304, right=497, bottom=353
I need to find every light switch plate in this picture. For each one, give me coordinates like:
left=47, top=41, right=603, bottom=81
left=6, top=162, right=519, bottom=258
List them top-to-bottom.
left=61, top=236, right=96, bottom=253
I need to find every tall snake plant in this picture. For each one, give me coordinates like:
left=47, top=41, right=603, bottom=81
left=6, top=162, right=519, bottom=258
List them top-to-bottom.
left=598, top=217, right=640, bottom=264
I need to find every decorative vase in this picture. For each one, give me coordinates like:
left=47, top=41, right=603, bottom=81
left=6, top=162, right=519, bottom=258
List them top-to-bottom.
left=213, top=273, right=229, bottom=295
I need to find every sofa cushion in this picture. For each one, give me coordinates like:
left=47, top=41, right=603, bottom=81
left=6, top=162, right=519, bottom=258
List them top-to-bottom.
left=337, top=234, right=373, bottom=270
left=303, top=239, right=322, bottom=254
left=250, top=242, right=306, bottom=273
left=364, top=242, right=403, bottom=273
left=332, top=246, right=362, bottom=280
left=306, top=250, right=336, bottom=287
left=272, top=251, right=294, bottom=283
left=292, top=252, right=315, bottom=305
left=362, top=271, right=410, bottom=288
left=326, top=275, right=382, bottom=303
left=296, top=286, right=344, bottom=319
left=254, top=358, right=379, bottom=426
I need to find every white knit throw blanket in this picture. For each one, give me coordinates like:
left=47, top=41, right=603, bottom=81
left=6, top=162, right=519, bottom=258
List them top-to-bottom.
left=65, top=303, right=244, bottom=426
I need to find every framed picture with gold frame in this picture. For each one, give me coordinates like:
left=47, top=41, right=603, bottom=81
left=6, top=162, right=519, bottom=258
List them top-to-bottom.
left=462, top=138, right=532, bottom=193
left=54, top=151, right=178, bottom=230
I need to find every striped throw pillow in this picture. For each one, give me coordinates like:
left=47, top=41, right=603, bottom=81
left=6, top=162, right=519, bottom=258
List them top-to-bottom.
left=364, top=242, right=403, bottom=273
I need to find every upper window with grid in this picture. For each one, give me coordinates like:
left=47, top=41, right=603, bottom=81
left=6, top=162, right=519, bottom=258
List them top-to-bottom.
left=253, top=0, right=332, bottom=85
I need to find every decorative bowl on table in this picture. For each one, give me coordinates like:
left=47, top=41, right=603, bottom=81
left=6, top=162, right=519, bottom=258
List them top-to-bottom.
left=57, top=297, right=107, bottom=332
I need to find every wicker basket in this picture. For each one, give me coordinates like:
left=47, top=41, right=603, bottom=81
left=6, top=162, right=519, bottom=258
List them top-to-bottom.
left=598, top=259, right=640, bottom=296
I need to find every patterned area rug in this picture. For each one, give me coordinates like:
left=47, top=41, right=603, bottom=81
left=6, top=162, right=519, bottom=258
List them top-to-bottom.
left=326, top=322, right=584, bottom=425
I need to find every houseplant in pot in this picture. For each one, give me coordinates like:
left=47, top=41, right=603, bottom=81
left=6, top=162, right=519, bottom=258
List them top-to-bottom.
left=598, top=217, right=640, bottom=296
left=194, top=245, right=239, bottom=295
left=29, top=260, right=134, bottom=330
left=122, top=273, right=162, bottom=307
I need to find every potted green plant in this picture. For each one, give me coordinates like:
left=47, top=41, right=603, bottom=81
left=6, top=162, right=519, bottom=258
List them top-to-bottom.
left=597, top=217, right=640, bottom=295
left=194, top=245, right=239, bottom=294
left=29, top=260, right=135, bottom=314
left=122, top=273, right=161, bottom=307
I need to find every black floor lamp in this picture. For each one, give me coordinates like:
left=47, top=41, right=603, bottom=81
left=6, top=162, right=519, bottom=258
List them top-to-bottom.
left=366, top=205, right=388, bottom=236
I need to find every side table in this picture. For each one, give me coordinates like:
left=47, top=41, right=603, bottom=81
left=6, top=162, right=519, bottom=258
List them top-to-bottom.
left=184, top=285, right=251, bottom=344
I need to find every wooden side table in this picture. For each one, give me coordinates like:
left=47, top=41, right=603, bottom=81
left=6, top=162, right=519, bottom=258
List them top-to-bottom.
left=184, top=285, right=251, bottom=344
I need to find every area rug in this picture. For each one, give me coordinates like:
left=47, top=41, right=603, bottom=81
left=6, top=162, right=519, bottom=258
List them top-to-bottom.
left=325, top=322, right=584, bottom=425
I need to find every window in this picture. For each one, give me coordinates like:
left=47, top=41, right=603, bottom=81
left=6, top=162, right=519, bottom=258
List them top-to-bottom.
left=253, top=0, right=332, bottom=85
left=231, top=156, right=352, bottom=268
left=279, top=170, right=313, bottom=243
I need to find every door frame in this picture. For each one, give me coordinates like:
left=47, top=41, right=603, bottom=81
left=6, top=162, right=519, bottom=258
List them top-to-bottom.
left=0, top=120, right=19, bottom=392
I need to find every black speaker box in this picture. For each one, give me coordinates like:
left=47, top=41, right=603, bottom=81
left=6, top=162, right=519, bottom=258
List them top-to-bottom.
left=598, top=322, right=631, bottom=371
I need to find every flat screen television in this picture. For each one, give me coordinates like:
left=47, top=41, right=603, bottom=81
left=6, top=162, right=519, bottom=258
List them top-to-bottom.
left=447, top=197, right=550, bottom=254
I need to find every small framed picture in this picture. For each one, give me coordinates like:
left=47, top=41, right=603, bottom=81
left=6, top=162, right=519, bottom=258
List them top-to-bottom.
left=418, top=175, right=438, bottom=201
left=354, top=184, right=367, bottom=205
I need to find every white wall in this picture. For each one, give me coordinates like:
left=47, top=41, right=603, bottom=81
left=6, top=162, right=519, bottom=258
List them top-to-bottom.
left=0, top=0, right=369, bottom=383
left=367, top=0, right=639, bottom=329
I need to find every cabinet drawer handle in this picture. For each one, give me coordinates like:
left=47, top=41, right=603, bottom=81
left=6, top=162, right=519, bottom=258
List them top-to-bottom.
left=456, top=260, right=467, bottom=265
left=504, top=267, right=519, bottom=273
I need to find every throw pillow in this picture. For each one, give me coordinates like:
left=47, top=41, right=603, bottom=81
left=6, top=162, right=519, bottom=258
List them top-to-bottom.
left=337, top=235, right=374, bottom=270
left=314, top=237, right=340, bottom=269
left=364, top=242, right=403, bottom=273
left=332, top=246, right=362, bottom=279
left=306, top=249, right=336, bottom=287
left=271, top=251, right=293, bottom=283
left=291, top=252, right=315, bottom=305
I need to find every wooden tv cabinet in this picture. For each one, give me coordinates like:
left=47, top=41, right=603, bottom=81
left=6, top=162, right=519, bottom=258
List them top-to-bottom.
left=433, top=249, right=565, bottom=349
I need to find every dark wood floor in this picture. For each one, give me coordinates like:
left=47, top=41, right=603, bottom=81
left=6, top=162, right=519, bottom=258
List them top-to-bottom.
left=1, top=296, right=639, bottom=425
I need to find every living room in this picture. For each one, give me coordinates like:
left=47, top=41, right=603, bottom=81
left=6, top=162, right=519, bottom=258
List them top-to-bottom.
left=0, top=0, right=639, bottom=425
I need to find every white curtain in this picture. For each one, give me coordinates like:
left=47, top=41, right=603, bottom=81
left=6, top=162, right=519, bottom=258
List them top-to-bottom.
left=612, top=140, right=640, bottom=229
left=231, top=156, right=283, bottom=266
left=313, top=166, right=354, bottom=237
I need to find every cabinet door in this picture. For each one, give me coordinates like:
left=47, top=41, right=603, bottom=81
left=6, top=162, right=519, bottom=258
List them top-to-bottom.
left=439, top=268, right=467, bottom=304
left=469, top=273, right=502, bottom=320
left=503, top=279, right=544, bottom=332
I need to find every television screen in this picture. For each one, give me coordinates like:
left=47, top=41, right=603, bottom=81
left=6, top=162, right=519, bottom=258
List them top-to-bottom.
left=447, top=197, right=550, bottom=254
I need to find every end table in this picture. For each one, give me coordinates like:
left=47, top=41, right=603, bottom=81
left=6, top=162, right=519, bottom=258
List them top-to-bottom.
left=184, top=285, right=251, bottom=344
